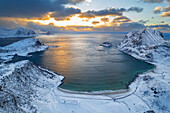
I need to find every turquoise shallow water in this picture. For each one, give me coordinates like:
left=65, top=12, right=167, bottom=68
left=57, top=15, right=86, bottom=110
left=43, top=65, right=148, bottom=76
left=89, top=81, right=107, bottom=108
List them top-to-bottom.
left=4, top=33, right=155, bottom=92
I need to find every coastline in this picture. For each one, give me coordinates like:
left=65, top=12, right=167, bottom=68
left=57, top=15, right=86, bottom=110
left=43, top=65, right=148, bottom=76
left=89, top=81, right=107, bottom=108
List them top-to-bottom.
left=0, top=31, right=169, bottom=112
left=56, top=62, right=156, bottom=96
left=56, top=65, right=157, bottom=100
left=57, top=87, right=129, bottom=95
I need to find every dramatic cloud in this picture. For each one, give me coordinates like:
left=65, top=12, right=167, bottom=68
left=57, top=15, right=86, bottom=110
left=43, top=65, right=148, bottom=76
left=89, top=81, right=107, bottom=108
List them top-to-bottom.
left=0, top=0, right=84, bottom=18
left=153, top=5, right=170, bottom=17
left=153, top=6, right=162, bottom=14
left=160, top=6, right=170, bottom=17
left=164, top=6, right=170, bottom=12
left=51, top=7, right=81, bottom=20
left=79, top=7, right=143, bottom=18
left=127, top=7, right=143, bottom=13
left=79, top=8, right=126, bottom=18
left=161, top=11, right=170, bottom=17
left=112, top=16, right=131, bottom=23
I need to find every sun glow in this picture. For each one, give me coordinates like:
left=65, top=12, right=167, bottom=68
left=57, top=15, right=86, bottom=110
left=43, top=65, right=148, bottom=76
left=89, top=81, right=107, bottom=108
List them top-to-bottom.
left=30, top=14, right=113, bottom=27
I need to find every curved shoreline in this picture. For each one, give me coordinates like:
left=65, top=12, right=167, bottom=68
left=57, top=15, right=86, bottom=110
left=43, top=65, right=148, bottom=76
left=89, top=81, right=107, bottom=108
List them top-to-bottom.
left=56, top=65, right=157, bottom=101
left=57, top=65, right=156, bottom=96
left=57, top=87, right=129, bottom=95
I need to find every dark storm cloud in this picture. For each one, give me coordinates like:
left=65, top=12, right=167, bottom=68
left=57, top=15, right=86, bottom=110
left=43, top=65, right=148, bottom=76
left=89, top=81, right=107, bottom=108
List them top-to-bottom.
left=0, top=0, right=84, bottom=18
left=51, top=7, right=81, bottom=20
left=79, top=7, right=143, bottom=18
left=127, top=7, right=143, bottom=13
left=79, top=8, right=126, bottom=18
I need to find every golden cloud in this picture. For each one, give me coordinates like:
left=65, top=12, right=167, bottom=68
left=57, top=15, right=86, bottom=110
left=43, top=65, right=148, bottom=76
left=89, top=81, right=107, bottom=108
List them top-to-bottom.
left=161, top=11, right=170, bottom=17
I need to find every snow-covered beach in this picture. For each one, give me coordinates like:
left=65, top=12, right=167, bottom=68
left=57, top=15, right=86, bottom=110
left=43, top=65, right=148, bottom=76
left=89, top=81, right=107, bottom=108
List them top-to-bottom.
left=0, top=29, right=169, bottom=113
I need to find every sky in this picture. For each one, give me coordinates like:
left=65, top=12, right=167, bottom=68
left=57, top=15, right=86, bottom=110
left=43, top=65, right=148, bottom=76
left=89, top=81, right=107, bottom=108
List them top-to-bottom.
left=0, top=0, right=169, bottom=33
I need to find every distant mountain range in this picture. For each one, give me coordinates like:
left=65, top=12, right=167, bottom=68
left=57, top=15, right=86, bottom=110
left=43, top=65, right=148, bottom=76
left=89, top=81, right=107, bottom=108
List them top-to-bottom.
left=0, top=27, right=36, bottom=38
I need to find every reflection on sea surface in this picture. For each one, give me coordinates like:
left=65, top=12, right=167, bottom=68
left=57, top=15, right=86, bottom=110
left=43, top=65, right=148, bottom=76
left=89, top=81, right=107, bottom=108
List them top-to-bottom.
left=8, top=33, right=155, bottom=92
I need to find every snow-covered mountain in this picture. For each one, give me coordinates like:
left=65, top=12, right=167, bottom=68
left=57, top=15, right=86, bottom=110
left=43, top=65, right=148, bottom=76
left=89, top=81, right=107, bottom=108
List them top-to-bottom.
left=0, top=27, right=36, bottom=38
left=0, top=29, right=169, bottom=113
left=116, top=29, right=170, bottom=113
left=117, top=29, right=169, bottom=63
left=0, top=38, right=48, bottom=62
left=0, top=60, right=64, bottom=112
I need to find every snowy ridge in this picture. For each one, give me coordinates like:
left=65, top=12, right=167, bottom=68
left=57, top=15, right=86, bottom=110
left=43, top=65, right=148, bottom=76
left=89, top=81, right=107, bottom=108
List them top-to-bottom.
left=0, top=27, right=36, bottom=38
left=0, top=29, right=169, bottom=113
left=115, top=29, right=170, bottom=112
left=117, top=29, right=169, bottom=63
left=0, top=38, right=48, bottom=62
left=0, top=59, right=169, bottom=113
left=0, top=60, right=64, bottom=112
left=0, top=60, right=131, bottom=113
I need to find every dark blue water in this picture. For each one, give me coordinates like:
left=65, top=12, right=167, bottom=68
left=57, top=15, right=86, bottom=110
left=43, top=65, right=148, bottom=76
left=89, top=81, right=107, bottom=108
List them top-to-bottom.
left=1, top=33, right=156, bottom=92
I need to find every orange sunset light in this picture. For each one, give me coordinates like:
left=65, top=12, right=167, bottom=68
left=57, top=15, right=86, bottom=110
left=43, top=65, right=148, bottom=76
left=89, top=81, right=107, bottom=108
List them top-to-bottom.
left=30, top=14, right=113, bottom=27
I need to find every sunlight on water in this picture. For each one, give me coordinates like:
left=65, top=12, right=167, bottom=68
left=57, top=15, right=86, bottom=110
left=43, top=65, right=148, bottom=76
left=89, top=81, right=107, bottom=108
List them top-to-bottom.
left=7, top=33, right=154, bottom=92
left=33, top=33, right=154, bottom=92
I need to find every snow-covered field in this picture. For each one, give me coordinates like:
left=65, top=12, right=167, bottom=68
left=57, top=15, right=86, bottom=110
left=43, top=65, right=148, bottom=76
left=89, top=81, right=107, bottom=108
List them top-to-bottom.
left=0, top=27, right=36, bottom=38
left=0, top=29, right=169, bottom=113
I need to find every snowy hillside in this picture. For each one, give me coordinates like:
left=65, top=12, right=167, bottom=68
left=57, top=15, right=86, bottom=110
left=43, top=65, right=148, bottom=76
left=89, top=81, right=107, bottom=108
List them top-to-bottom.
left=0, top=27, right=36, bottom=38
left=0, top=29, right=169, bottom=113
left=117, top=29, right=169, bottom=63
left=0, top=38, right=48, bottom=62
left=0, top=60, right=64, bottom=112
left=0, top=60, right=169, bottom=113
